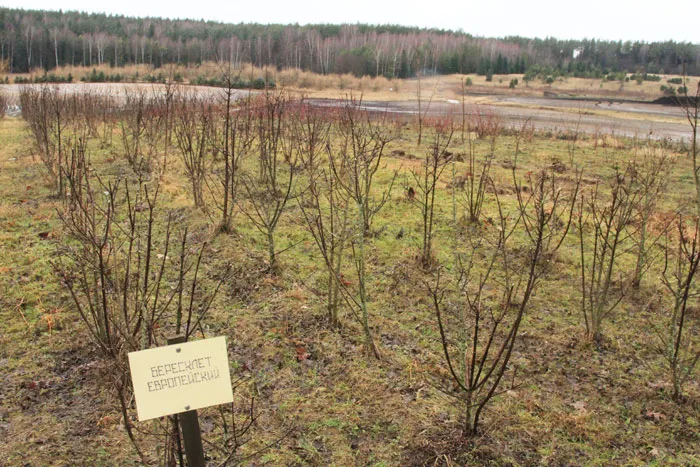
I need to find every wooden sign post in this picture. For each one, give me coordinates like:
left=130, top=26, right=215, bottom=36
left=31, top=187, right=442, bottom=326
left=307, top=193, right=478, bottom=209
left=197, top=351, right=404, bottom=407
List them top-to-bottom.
left=128, top=336, right=234, bottom=467
left=168, top=336, right=205, bottom=467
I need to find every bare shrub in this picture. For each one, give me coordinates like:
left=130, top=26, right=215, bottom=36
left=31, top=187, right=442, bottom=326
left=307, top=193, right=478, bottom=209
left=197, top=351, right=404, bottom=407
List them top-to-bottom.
left=415, top=71, right=437, bottom=146
left=212, top=76, right=255, bottom=233
left=680, top=78, right=700, bottom=211
left=19, top=84, right=73, bottom=196
left=68, top=88, right=100, bottom=138
left=119, top=88, right=171, bottom=176
left=119, top=88, right=149, bottom=173
left=90, top=90, right=118, bottom=148
left=242, top=91, right=297, bottom=272
left=174, top=93, right=214, bottom=208
left=331, top=96, right=397, bottom=237
left=327, top=97, right=397, bottom=357
left=296, top=104, right=350, bottom=327
left=470, top=105, right=503, bottom=139
left=412, top=116, right=453, bottom=268
left=460, top=132, right=495, bottom=224
left=54, top=143, right=226, bottom=460
left=630, top=146, right=674, bottom=288
left=429, top=163, right=580, bottom=436
left=578, top=165, right=643, bottom=343
left=56, top=167, right=223, bottom=354
left=654, top=216, right=700, bottom=401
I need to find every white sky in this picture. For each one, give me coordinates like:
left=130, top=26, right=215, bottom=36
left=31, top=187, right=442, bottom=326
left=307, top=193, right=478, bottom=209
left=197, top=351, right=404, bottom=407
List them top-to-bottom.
left=2, top=0, right=699, bottom=43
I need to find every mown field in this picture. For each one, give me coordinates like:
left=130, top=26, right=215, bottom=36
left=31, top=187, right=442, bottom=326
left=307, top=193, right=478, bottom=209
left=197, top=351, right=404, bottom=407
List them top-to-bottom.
left=0, top=85, right=699, bottom=466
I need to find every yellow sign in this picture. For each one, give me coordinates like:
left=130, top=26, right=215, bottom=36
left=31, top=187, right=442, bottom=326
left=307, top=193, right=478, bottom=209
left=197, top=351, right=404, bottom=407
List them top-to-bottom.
left=128, top=336, right=234, bottom=421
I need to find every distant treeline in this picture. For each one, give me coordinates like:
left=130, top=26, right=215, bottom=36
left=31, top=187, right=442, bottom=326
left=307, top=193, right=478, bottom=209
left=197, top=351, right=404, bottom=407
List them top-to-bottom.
left=1, top=7, right=698, bottom=78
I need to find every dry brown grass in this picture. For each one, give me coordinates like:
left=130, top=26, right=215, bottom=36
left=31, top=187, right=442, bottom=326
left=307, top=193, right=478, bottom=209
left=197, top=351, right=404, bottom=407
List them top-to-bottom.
left=2, top=62, right=685, bottom=105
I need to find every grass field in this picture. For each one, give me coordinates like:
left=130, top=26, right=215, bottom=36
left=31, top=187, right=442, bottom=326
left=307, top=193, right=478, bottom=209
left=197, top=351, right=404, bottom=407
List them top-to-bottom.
left=0, top=91, right=699, bottom=466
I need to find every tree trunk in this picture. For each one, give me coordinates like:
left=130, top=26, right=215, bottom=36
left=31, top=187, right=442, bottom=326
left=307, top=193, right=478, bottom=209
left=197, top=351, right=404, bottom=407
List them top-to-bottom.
left=267, top=229, right=276, bottom=272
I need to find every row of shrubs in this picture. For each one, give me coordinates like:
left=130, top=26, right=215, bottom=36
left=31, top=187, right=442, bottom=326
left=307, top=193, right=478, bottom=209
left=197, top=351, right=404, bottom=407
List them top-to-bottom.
left=11, top=69, right=274, bottom=90
left=11, top=69, right=187, bottom=85
left=80, top=69, right=185, bottom=84
left=81, top=69, right=124, bottom=83
left=6, top=70, right=689, bottom=93
left=601, top=72, right=662, bottom=83
left=626, top=72, right=662, bottom=83
left=15, top=73, right=74, bottom=84
left=192, top=75, right=276, bottom=89
left=660, top=84, right=689, bottom=95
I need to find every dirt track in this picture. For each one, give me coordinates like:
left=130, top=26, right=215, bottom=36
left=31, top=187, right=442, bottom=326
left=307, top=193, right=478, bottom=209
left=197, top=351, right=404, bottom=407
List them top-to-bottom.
left=1, top=83, right=693, bottom=142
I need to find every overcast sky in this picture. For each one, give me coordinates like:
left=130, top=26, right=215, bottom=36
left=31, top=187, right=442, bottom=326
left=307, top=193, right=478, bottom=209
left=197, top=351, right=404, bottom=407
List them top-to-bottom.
left=2, top=0, right=698, bottom=43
